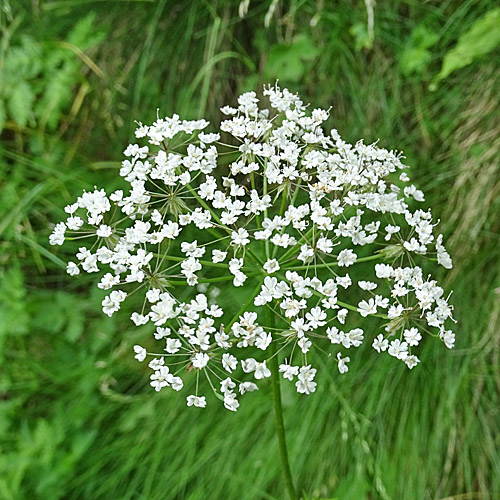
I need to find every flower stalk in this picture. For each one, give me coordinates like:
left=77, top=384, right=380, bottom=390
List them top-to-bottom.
left=268, top=306, right=298, bottom=500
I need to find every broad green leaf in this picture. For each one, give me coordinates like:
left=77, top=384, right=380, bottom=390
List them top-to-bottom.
left=432, top=8, right=500, bottom=86
left=399, top=24, right=439, bottom=76
left=264, top=35, right=319, bottom=82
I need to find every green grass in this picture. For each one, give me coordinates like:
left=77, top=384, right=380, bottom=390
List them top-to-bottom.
left=0, top=0, right=499, bottom=499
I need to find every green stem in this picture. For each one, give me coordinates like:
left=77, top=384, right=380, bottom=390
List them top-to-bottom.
left=263, top=161, right=270, bottom=259
left=250, top=171, right=262, bottom=229
left=290, top=178, right=302, bottom=207
left=272, top=182, right=296, bottom=260
left=278, top=186, right=288, bottom=217
left=152, top=252, right=254, bottom=273
left=282, top=252, right=383, bottom=271
left=152, top=253, right=228, bottom=268
left=167, top=271, right=262, bottom=286
left=225, top=279, right=264, bottom=332
left=336, top=299, right=388, bottom=319
left=268, top=309, right=298, bottom=500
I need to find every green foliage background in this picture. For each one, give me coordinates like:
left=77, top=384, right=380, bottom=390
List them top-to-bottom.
left=1, top=1, right=499, bottom=499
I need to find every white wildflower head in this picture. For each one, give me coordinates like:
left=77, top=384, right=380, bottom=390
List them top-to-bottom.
left=50, top=84, right=455, bottom=410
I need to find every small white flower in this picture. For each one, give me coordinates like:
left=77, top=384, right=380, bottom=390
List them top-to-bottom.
left=221, top=105, right=237, bottom=115
left=64, top=202, right=78, bottom=214
left=66, top=216, right=84, bottom=230
left=49, top=222, right=66, bottom=246
left=97, top=225, right=112, bottom=238
left=231, top=228, right=250, bottom=246
left=436, top=234, right=453, bottom=269
left=316, top=236, right=333, bottom=254
left=212, top=249, right=227, bottom=263
left=337, top=249, right=357, bottom=267
left=263, top=259, right=280, bottom=274
left=66, top=262, right=80, bottom=276
left=375, top=264, right=394, bottom=278
left=98, top=273, right=120, bottom=290
left=336, top=275, right=352, bottom=289
left=358, top=280, right=377, bottom=291
left=146, top=288, right=161, bottom=303
left=357, top=298, right=377, bottom=317
left=388, top=304, right=405, bottom=319
left=305, top=307, right=326, bottom=328
left=337, top=308, right=348, bottom=324
left=131, top=312, right=149, bottom=326
left=327, top=326, right=342, bottom=344
left=155, top=327, right=171, bottom=339
left=404, top=327, right=422, bottom=347
left=346, top=328, right=364, bottom=348
left=255, top=330, right=272, bottom=350
left=440, top=330, right=455, bottom=349
left=372, top=334, right=389, bottom=353
left=298, top=336, right=312, bottom=353
left=165, top=338, right=181, bottom=353
left=388, top=339, right=408, bottom=360
left=133, top=345, right=146, bottom=362
left=192, top=352, right=210, bottom=369
left=337, top=352, right=350, bottom=374
left=222, top=353, right=238, bottom=372
left=405, top=355, right=420, bottom=369
left=148, top=357, right=164, bottom=370
left=241, top=358, right=257, bottom=373
left=254, top=361, right=271, bottom=379
left=279, top=363, right=299, bottom=381
left=295, top=365, right=317, bottom=394
left=298, top=365, right=316, bottom=381
left=150, top=367, right=170, bottom=391
left=169, top=375, right=184, bottom=391
left=220, top=377, right=236, bottom=393
left=295, top=378, right=317, bottom=395
left=239, top=382, right=258, bottom=394
left=223, top=392, right=240, bottom=412
left=187, top=395, right=207, bottom=407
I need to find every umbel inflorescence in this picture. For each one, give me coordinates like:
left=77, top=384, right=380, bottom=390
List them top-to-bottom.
left=50, top=84, right=455, bottom=411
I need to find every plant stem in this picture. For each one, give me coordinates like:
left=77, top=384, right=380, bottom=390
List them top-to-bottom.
left=282, top=252, right=383, bottom=271
left=166, top=271, right=262, bottom=285
left=225, top=279, right=264, bottom=332
left=268, top=309, right=298, bottom=500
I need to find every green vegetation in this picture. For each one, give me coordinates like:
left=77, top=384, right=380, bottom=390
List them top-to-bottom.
left=1, top=1, right=499, bottom=499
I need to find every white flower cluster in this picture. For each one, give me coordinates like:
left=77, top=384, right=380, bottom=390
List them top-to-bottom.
left=50, top=84, right=455, bottom=410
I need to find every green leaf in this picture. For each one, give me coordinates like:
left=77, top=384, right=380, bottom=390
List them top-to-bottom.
left=432, top=8, right=500, bottom=87
left=67, top=12, right=107, bottom=50
left=349, top=22, right=373, bottom=51
left=399, top=24, right=439, bottom=76
left=264, top=35, right=319, bottom=83
left=36, top=68, right=77, bottom=131
left=7, top=81, right=35, bottom=128
left=0, top=100, right=6, bottom=132
left=0, top=267, right=29, bottom=347
left=333, top=471, right=370, bottom=499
